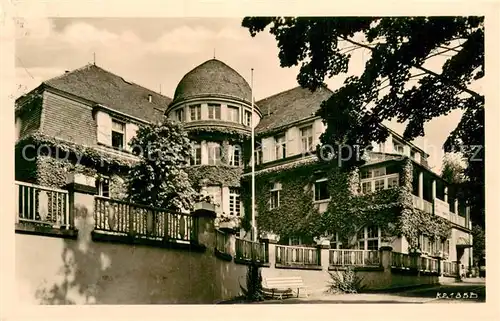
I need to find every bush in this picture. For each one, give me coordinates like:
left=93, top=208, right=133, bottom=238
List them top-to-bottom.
left=240, top=262, right=264, bottom=301
left=326, top=266, right=365, bottom=294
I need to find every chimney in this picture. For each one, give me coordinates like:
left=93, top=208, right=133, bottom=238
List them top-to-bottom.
left=148, top=94, right=152, bottom=103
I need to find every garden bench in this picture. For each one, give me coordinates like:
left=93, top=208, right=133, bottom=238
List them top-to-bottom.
left=263, top=276, right=309, bottom=299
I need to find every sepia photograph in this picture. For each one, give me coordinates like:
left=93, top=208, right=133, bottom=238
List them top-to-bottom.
left=10, top=14, right=487, bottom=308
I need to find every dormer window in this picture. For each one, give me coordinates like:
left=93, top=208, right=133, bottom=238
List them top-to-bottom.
left=208, top=104, right=221, bottom=120
left=190, top=105, right=201, bottom=121
left=111, top=119, right=125, bottom=149
left=300, top=125, right=314, bottom=153
left=275, top=134, right=286, bottom=160
left=393, top=140, right=405, bottom=154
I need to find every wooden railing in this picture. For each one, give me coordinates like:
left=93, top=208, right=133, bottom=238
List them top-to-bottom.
left=16, top=181, right=70, bottom=228
left=94, top=197, right=196, bottom=242
left=215, top=229, right=230, bottom=255
left=235, top=238, right=268, bottom=263
left=276, top=245, right=320, bottom=266
left=329, top=249, right=380, bottom=267
left=391, top=252, right=412, bottom=269
left=420, top=256, right=439, bottom=273
left=442, top=261, right=459, bottom=276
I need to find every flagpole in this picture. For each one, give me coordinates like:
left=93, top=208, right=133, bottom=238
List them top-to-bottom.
left=251, top=68, right=256, bottom=242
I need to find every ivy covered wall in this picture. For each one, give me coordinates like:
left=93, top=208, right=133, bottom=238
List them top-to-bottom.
left=241, top=157, right=452, bottom=249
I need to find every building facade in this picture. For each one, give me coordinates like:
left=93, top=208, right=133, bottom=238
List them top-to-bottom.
left=15, top=58, right=473, bottom=271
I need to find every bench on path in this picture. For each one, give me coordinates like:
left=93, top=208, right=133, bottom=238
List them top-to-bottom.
left=263, top=276, right=309, bottom=300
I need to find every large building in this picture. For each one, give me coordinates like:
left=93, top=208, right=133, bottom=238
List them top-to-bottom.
left=15, top=58, right=474, bottom=272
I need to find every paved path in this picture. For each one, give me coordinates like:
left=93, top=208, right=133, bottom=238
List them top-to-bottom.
left=255, top=279, right=486, bottom=304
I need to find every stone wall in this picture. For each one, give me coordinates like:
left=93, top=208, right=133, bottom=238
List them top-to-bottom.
left=15, top=178, right=247, bottom=304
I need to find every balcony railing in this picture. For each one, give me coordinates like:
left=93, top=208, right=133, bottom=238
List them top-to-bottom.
left=16, top=181, right=70, bottom=228
left=412, top=195, right=467, bottom=228
left=94, top=197, right=196, bottom=242
left=215, top=229, right=230, bottom=255
left=235, top=238, right=268, bottom=263
left=276, top=245, right=320, bottom=266
left=329, top=249, right=380, bottom=267
left=391, top=252, right=412, bottom=269
left=420, top=256, right=439, bottom=273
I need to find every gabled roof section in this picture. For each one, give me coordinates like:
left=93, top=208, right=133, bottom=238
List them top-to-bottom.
left=43, top=64, right=172, bottom=123
left=255, top=85, right=333, bottom=134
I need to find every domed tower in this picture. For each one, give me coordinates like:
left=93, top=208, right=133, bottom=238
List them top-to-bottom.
left=166, top=59, right=261, bottom=227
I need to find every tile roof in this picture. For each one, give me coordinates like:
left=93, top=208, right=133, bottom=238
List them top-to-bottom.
left=172, top=59, right=252, bottom=106
left=43, top=64, right=172, bottom=123
left=255, top=85, right=333, bottom=134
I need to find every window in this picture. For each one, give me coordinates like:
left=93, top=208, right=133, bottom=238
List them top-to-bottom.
left=208, top=104, right=221, bottom=120
left=189, top=105, right=201, bottom=121
left=228, top=106, right=240, bottom=123
left=175, top=109, right=185, bottom=122
left=244, top=111, right=252, bottom=126
left=111, top=119, right=125, bottom=149
left=300, top=126, right=314, bottom=153
left=275, top=134, right=286, bottom=160
left=393, top=140, right=405, bottom=154
left=208, top=143, right=221, bottom=165
left=190, top=144, right=202, bottom=165
left=228, top=144, right=241, bottom=166
left=254, top=148, right=263, bottom=165
left=410, top=149, right=416, bottom=159
left=372, top=168, right=386, bottom=177
left=360, top=170, right=372, bottom=179
left=388, top=176, right=399, bottom=188
left=95, top=177, right=110, bottom=198
left=314, top=179, right=329, bottom=201
left=374, top=179, right=384, bottom=191
left=361, top=181, right=372, bottom=194
left=270, top=183, right=281, bottom=209
left=229, top=188, right=240, bottom=216
left=358, top=226, right=380, bottom=250
left=289, top=237, right=301, bottom=246
left=444, top=239, right=450, bottom=255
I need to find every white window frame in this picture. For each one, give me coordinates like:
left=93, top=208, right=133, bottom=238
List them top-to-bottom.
left=189, top=104, right=201, bottom=121
left=208, top=104, right=221, bottom=120
left=227, top=105, right=240, bottom=123
left=175, top=109, right=185, bottom=122
left=244, top=110, right=252, bottom=126
left=111, top=119, right=126, bottom=149
left=300, top=125, right=314, bottom=153
left=275, top=134, right=287, bottom=160
left=393, top=140, right=405, bottom=154
left=208, top=142, right=221, bottom=165
left=191, top=144, right=202, bottom=165
left=228, top=144, right=241, bottom=167
left=360, top=167, right=399, bottom=194
left=96, top=177, right=110, bottom=198
left=314, top=178, right=330, bottom=202
left=269, top=182, right=281, bottom=209
left=229, top=188, right=241, bottom=217
left=357, top=226, right=381, bottom=250
left=330, top=233, right=343, bottom=249
left=288, top=236, right=302, bottom=246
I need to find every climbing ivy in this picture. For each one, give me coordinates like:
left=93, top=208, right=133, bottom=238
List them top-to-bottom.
left=245, top=157, right=451, bottom=249
left=184, top=165, right=243, bottom=188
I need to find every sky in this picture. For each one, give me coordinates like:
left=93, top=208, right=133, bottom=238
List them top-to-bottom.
left=14, top=17, right=479, bottom=173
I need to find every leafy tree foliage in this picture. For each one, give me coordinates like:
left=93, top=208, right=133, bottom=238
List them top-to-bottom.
left=242, top=17, right=484, bottom=224
left=127, top=117, right=198, bottom=211
left=441, top=152, right=466, bottom=184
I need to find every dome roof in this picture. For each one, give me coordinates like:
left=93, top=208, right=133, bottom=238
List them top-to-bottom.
left=172, top=59, right=252, bottom=104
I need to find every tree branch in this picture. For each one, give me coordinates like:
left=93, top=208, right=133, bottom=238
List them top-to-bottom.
left=337, top=35, right=482, bottom=99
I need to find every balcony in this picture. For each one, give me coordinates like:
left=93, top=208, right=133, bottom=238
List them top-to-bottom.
left=412, top=195, right=468, bottom=228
